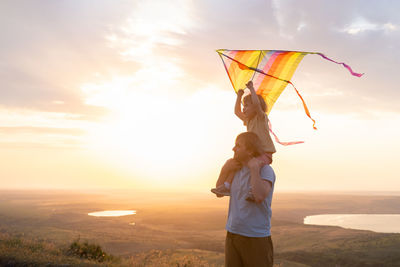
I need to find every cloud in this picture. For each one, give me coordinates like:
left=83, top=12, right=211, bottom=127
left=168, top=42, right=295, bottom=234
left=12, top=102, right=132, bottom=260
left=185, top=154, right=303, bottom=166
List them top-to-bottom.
left=0, top=0, right=136, bottom=119
left=0, top=0, right=399, bottom=121
left=109, top=0, right=196, bottom=62
left=179, top=0, right=400, bottom=115
left=340, top=17, right=398, bottom=35
left=0, top=109, right=90, bottom=148
left=0, top=126, right=85, bottom=135
left=0, top=127, right=85, bottom=149
left=0, top=141, right=83, bottom=149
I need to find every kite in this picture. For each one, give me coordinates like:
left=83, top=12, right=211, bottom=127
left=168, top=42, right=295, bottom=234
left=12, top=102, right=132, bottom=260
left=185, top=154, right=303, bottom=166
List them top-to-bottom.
left=217, top=49, right=363, bottom=132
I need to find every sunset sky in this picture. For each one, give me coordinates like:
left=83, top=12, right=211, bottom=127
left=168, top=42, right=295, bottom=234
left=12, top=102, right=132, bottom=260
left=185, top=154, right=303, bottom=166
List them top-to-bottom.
left=1, top=0, right=399, bottom=192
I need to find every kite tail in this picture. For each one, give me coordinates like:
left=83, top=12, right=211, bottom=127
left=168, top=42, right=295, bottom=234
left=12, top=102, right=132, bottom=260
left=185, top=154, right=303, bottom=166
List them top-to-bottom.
left=317, top=53, right=364, bottom=77
left=288, top=81, right=317, bottom=130
left=268, top=120, right=304, bottom=146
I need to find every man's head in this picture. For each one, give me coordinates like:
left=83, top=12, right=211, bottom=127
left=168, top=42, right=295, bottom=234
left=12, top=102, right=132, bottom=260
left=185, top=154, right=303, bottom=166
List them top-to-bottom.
left=242, top=94, right=267, bottom=119
left=233, top=132, right=264, bottom=163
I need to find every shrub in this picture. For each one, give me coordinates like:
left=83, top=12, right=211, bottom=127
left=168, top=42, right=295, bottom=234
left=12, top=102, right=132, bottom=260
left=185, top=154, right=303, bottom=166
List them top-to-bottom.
left=67, top=237, right=113, bottom=262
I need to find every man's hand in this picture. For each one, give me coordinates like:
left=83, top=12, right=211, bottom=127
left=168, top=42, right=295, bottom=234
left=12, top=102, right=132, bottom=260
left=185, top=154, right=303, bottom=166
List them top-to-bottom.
left=237, top=89, right=245, bottom=98
left=247, top=157, right=263, bottom=170
left=248, top=157, right=271, bottom=203
left=221, top=158, right=242, bottom=174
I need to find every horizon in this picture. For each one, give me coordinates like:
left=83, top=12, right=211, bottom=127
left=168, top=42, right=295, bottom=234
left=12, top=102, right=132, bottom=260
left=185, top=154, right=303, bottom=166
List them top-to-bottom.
left=2, top=187, right=400, bottom=197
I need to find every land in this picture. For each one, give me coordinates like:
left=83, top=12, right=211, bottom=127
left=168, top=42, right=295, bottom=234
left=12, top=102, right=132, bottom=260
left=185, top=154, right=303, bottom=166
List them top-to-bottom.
left=1, top=190, right=400, bottom=266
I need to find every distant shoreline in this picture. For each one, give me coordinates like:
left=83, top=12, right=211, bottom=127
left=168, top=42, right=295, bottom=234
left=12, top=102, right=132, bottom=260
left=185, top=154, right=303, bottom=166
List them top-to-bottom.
left=1, top=188, right=400, bottom=196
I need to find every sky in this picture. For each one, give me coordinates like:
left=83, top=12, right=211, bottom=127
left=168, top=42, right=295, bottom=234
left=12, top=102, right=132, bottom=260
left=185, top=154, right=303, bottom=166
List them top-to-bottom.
left=1, top=0, right=399, bottom=192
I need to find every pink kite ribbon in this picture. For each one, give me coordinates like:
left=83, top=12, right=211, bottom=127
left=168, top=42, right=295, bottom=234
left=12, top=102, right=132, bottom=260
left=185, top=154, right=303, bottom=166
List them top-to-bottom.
left=317, top=53, right=364, bottom=77
left=268, top=120, right=304, bottom=146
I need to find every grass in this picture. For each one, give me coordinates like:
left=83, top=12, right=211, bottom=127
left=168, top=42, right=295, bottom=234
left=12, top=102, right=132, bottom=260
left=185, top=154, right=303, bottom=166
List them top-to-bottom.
left=1, top=190, right=400, bottom=266
left=0, top=232, right=114, bottom=266
left=0, top=233, right=306, bottom=267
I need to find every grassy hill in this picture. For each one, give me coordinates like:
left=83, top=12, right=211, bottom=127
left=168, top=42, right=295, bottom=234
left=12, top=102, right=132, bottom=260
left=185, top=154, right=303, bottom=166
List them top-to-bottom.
left=1, top=190, right=400, bottom=266
left=0, top=233, right=308, bottom=267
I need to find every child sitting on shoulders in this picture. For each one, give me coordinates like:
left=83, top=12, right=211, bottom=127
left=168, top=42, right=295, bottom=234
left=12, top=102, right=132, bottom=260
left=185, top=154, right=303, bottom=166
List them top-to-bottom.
left=211, top=81, right=276, bottom=201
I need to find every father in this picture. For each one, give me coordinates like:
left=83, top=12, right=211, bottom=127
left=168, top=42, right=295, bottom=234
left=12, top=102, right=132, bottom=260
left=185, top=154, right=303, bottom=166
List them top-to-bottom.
left=216, top=132, right=275, bottom=267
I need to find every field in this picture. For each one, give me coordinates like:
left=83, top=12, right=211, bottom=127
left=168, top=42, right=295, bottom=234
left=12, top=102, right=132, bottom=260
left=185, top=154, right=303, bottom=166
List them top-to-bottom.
left=1, top=190, right=400, bottom=266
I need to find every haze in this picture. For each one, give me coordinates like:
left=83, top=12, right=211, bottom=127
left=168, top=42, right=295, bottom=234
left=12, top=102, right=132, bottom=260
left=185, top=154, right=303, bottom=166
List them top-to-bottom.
left=1, top=0, right=399, bottom=192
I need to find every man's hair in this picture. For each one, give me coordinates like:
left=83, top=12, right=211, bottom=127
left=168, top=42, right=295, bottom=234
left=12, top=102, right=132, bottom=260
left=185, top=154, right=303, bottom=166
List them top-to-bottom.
left=243, top=94, right=267, bottom=112
left=236, top=132, right=264, bottom=157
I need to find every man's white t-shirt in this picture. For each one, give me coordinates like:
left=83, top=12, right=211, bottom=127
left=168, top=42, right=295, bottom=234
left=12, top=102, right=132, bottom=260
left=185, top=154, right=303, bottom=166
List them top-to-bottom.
left=225, top=164, right=275, bottom=237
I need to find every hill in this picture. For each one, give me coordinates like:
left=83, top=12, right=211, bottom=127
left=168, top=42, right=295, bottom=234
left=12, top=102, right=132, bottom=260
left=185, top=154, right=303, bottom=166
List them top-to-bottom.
left=1, top=190, right=400, bottom=266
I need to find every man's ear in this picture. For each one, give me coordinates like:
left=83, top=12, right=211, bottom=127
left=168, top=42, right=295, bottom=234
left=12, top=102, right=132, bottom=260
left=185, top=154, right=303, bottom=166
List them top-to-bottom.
left=246, top=148, right=254, bottom=158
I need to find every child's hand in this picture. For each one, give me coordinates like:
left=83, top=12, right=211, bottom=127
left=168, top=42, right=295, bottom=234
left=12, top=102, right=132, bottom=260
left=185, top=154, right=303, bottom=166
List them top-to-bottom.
left=246, top=81, right=254, bottom=89
left=237, top=89, right=245, bottom=97
left=247, top=157, right=263, bottom=170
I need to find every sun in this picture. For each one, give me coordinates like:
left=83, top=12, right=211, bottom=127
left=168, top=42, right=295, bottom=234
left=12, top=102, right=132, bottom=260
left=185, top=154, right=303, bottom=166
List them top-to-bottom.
left=82, top=78, right=230, bottom=187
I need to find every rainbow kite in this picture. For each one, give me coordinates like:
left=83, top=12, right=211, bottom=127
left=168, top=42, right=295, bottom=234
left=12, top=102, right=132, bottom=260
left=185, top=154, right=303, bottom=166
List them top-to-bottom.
left=217, top=49, right=363, bottom=130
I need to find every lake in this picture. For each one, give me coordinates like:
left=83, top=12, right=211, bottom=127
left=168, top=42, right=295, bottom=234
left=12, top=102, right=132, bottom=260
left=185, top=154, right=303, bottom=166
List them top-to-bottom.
left=88, top=210, right=136, bottom=217
left=304, top=214, right=400, bottom=233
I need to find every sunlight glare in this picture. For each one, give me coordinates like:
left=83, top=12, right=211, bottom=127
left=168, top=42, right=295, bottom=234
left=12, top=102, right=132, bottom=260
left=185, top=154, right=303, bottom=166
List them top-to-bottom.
left=82, top=74, right=229, bottom=187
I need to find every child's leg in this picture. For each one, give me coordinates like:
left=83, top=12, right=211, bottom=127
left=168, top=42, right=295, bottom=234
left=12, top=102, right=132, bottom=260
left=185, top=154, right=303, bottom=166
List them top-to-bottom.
left=258, top=152, right=273, bottom=165
left=211, top=161, right=241, bottom=197
left=224, top=171, right=235, bottom=189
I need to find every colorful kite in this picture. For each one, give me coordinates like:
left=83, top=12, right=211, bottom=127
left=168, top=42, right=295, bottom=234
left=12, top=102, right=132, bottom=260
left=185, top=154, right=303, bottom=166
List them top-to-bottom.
left=217, top=49, right=363, bottom=131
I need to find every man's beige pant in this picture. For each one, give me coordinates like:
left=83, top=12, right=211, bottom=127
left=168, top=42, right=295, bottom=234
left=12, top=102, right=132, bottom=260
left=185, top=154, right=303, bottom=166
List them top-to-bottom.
left=225, top=231, right=273, bottom=267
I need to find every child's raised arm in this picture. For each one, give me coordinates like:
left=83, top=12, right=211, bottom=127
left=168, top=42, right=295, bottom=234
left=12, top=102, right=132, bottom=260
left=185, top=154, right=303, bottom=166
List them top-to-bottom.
left=246, top=81, right=264, bottom=115
left=234, top=89, right=246, bottom=121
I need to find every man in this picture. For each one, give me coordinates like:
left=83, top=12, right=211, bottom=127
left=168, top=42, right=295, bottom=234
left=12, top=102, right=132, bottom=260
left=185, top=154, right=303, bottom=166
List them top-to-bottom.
left=215, top=132, right=275, bottom=267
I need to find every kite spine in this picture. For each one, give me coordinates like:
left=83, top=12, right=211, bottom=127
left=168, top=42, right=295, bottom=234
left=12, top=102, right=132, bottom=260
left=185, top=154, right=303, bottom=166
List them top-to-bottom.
left=219, top=51, right=317, bottom=129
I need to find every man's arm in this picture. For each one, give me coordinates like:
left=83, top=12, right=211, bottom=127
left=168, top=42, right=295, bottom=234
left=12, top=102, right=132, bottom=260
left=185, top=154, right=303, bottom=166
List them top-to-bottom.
left=246, top=81, right=264, bottom=116
left=234, top=89, right=246, bottom=121
left=248, top=158, right=272, bottom=203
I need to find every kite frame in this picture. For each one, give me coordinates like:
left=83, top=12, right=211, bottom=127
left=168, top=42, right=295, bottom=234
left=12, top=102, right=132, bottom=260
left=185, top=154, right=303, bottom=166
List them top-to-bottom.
left=217, top=49, right=317, bottom=129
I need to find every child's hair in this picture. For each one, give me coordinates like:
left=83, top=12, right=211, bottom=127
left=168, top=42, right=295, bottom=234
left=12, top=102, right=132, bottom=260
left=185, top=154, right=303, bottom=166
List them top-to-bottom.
left=243, top=94, right=267, bottom=112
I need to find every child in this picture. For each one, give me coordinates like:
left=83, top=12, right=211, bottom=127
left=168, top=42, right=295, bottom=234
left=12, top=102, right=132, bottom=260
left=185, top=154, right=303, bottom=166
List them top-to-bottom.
left=211, top=81, right=276, bottom=200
